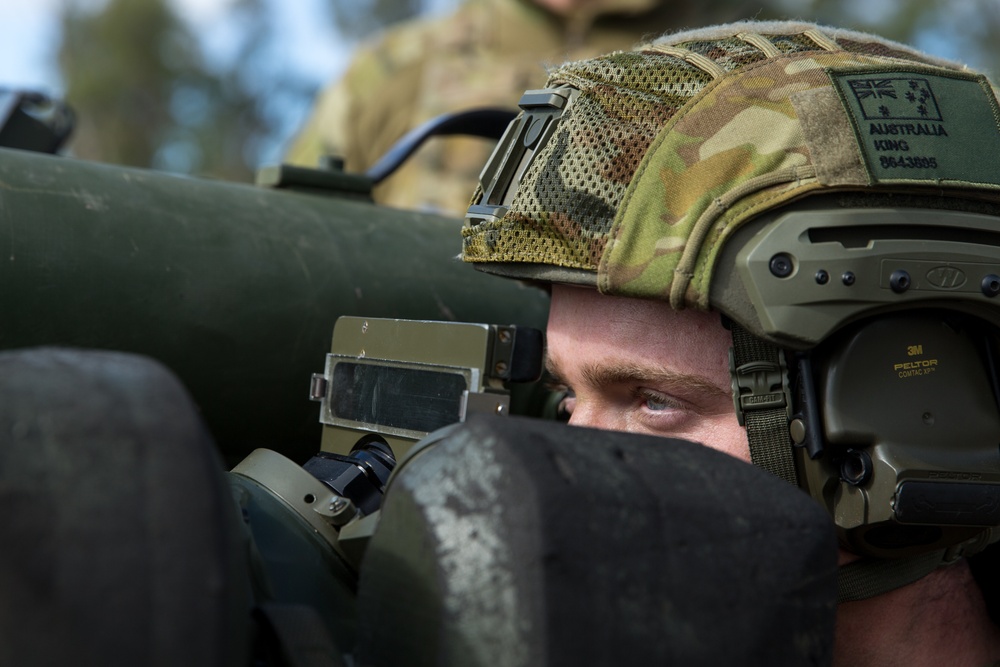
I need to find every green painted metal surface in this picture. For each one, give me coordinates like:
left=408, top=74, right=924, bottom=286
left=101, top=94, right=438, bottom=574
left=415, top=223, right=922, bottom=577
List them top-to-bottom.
left=0, top=148, right=549, bottom=463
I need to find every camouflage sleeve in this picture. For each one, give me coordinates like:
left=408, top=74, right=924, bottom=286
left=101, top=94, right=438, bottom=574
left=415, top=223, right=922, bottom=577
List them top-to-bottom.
left=283, top=24, right=430, bottom=173
left=284, top=71, right=353, bottom=169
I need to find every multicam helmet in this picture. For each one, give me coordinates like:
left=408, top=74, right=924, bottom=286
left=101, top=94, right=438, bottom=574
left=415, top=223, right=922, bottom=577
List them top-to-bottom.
left=463, top=21, right=1000, bottom=600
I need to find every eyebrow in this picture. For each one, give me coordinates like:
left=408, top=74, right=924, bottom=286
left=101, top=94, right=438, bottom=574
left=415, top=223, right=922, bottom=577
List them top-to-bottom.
left=546, top=356, right=729, bottom=399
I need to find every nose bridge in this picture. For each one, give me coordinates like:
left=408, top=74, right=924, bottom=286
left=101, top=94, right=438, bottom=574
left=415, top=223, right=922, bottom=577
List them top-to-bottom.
left=568, top=398, right=614, bottom=431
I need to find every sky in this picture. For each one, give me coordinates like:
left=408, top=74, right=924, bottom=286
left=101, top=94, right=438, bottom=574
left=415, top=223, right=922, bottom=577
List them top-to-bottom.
left=0, top=0, right=65, bottom=93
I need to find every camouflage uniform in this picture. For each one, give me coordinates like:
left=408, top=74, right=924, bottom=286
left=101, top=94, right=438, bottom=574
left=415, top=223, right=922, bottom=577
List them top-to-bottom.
left=285, top=0, right=764, bottom=216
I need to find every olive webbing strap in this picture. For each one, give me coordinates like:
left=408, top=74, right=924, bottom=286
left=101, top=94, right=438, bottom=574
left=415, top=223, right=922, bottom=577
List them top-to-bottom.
left=729, top=324, right=798, bottom=486
left=730, top=325, right=956, bottom=603
left=837, top=550, right=949, bottom=603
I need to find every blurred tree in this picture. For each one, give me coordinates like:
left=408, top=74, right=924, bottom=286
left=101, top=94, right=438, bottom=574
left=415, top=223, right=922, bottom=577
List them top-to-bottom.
left=55, top=0, right=1000, bottom=183
left=58, top=0, right=292, bottom=181
left=59, top=0, right=185, bottom=170
left=328, top=0, right=423, bottom=41
left=776, top=0, right=1000, bottom=77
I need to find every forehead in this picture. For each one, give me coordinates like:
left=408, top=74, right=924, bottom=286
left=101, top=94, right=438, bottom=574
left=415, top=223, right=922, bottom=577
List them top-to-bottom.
left=546, top=284, right=733, bottom=384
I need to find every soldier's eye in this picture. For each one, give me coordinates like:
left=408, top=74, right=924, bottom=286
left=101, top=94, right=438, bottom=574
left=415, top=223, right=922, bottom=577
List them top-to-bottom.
left=639, top=389, right=674, bottom=412
left=646, top=397, right=668, bottom=411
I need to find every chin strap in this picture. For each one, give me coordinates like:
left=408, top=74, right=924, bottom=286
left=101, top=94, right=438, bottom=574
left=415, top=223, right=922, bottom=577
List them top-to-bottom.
left=728, top=323, right=798, bottom=485
left=838, top=530, right=997, bottom=602
left=837, top=550, right=953, bottom=602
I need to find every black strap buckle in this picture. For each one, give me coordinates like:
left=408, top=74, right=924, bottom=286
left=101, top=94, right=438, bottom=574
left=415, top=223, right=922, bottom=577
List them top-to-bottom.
left=466, top=86, right=580, bottom=226
left=729, top=350, right=792, bottom=426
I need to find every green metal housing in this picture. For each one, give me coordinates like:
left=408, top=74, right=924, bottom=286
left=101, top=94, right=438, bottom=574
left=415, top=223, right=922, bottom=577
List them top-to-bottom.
left=0, top=148, right=549, bottom=463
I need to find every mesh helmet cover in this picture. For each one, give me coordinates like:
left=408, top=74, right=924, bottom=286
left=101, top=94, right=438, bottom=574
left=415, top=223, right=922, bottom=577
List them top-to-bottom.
left=461, top=21, right=1000, bottom=310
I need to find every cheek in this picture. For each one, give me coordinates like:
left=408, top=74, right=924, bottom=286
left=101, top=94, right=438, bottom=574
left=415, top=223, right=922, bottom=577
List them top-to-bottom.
left=690, top=412, right=751, bottom=464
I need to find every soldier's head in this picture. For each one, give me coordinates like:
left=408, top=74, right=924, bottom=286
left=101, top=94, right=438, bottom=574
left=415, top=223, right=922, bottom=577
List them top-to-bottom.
left=463, top=21, right=1000, bottom=600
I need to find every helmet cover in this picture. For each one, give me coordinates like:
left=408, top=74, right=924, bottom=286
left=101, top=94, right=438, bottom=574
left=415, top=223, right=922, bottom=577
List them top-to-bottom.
left=462, top=21, right=1000, bottom=312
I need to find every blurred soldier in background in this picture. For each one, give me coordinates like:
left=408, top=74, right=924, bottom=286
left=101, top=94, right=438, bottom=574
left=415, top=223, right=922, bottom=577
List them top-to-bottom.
left=285, top=0, right=763, bottom=215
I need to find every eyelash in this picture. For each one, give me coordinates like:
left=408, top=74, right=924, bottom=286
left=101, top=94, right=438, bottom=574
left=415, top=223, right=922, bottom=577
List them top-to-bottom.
left=546, top=383, right=683, bottom=418
left=637, top=388, right=676, bottom=412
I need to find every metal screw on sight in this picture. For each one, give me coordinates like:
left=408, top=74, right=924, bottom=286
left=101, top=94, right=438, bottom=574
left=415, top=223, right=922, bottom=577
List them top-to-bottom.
left=815, top=270, right=829, bottom=285
left=842, top=271, right=856, bottom=286
left=327, top=496, right=357, bottom=527
left=330, top=497, right=350, bottom=513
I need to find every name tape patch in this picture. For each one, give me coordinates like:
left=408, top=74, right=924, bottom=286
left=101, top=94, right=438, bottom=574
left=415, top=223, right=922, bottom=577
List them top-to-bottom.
left=829, top=68, right=1000, bottom=187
